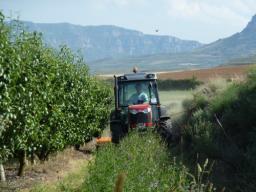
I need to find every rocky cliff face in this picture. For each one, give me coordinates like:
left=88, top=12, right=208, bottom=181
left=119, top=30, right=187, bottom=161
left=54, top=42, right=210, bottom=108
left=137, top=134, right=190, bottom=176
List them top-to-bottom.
left=22, top=21, right=202, bottom=61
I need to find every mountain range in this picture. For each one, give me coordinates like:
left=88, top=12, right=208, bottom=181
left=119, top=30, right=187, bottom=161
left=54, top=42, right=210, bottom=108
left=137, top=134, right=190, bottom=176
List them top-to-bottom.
left=20, top=15, right=256, bottom=73
left=22, top=22, right=202, bottom=62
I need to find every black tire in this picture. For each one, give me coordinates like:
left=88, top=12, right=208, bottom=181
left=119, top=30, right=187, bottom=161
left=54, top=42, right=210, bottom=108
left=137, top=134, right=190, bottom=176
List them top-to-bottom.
left=157, top=119, right=173, bottom=144
left=110, top=121, right=124, bottom=144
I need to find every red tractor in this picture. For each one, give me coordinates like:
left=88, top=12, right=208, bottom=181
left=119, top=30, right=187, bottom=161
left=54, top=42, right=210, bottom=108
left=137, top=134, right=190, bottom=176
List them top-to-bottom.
left=110, top=70, right=172, bottom=143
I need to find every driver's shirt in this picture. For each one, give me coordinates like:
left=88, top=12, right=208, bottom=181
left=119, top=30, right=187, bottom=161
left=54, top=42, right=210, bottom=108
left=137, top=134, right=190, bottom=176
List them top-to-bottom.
left=128, top=92, right=149, bottom=104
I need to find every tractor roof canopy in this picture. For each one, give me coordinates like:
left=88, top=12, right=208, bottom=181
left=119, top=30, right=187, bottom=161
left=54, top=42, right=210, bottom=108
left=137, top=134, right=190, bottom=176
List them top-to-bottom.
left=117, top=72, right=157, bottom=82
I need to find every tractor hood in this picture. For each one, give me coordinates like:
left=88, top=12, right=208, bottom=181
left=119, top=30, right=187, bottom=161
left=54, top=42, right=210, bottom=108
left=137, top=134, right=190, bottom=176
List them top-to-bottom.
left=128, top=104, right=151, bottom=114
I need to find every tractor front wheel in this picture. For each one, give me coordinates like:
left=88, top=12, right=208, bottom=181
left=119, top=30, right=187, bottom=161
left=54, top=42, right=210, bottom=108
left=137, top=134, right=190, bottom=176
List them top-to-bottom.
left=110, top=121, right=125, bottom=144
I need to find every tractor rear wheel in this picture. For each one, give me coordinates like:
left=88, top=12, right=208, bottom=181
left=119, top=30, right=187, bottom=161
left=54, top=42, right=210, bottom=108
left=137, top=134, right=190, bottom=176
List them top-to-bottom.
left=158, top=119, right=172, bottom=145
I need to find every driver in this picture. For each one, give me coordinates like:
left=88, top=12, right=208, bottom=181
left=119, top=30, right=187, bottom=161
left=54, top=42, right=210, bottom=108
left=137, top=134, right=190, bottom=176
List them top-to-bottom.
left=128, top=83, right=149, bottom=104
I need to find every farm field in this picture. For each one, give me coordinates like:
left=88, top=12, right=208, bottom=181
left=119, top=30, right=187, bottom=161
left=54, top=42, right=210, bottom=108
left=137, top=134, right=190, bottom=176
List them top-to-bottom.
left=98, top=64, right=254, bottom=83
left=157, top=64, right=253, bottom=81
left=156, top=65, right=251, bottom=116
left=159, top=90, right=193, bottom=116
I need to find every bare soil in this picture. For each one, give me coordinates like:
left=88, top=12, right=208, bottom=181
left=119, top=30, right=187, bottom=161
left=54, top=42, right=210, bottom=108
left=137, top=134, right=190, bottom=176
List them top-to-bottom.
left=158, top=64, right=254, bottom=81
left=0, top=140, right=96, bottom=192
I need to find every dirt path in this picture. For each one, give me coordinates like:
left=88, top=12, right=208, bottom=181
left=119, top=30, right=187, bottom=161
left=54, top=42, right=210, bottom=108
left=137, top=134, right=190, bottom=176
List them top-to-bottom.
left=0, top=140, right=96, bottom=192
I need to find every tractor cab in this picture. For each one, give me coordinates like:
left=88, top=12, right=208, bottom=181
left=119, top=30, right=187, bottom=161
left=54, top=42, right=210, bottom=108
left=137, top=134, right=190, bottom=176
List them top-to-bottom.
left=110, top=70, right=170, bottom=143
left=117, top=73, right=159, bottom=127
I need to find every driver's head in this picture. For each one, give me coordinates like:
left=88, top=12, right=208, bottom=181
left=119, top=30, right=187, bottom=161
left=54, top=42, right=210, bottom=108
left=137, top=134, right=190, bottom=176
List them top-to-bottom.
left=135, top=83, right=142, bottom=93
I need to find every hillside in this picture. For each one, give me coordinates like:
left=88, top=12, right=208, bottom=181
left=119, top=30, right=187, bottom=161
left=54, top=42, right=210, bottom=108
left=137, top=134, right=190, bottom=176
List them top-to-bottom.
left=90, top=14, right=256, bottom=73
left=195, top=15, right=256, bottom=59
left=21, top=21, right=202, bottom=62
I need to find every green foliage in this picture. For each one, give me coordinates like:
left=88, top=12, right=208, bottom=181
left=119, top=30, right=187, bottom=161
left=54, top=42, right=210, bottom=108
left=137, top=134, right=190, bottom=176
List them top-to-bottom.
left=0, top=11, right=111, bottom=164
left=0, top=11, right=16, bottom=162
left=178, top=67, right=256, bottom=190
left=157, top=77, right=202, bottom=91
left=210, top=84, right=240, bottom=115
left=83, top=131, right=190, bottom=192
left=28, top=132, right=215, bottom=192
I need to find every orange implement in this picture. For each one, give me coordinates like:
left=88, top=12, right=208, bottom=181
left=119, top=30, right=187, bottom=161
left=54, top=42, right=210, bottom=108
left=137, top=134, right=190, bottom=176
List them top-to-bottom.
left=96, top=137, right=112, bottom=144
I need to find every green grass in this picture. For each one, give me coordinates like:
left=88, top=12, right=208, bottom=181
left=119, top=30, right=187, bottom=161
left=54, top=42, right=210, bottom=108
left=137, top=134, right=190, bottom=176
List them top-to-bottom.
left=158, top=78, right=230, bottom=117
left=159, top=90, right=193, bottom=116
left=82, top=131, right=190, bottom=192
left=27, top=160, right=89, bottom=192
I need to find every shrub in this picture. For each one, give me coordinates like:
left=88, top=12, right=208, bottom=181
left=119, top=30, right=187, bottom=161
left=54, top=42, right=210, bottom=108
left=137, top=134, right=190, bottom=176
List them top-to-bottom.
left=176, top=66, right=256, bottom=190
left=157, top=77, right=202, bottom=91
left=210, top=84, right=240, bottom=115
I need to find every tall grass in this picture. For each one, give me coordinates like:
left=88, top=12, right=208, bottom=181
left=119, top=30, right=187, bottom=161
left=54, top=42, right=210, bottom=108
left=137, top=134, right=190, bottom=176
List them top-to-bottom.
left=82, top=130, right=215, bottom=192
left=25, top=131, right=215, bottom=192
left=83, top=131, right=188, bottom=191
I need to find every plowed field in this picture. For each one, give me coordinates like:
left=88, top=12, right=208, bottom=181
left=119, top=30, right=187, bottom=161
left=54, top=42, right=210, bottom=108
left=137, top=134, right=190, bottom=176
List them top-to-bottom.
left=158, top=64, right=254, bottom=81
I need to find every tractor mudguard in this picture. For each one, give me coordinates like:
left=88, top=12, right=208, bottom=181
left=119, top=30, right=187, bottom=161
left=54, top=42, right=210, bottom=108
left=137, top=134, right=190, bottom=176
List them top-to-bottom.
left=159, top=106, right=170, bottom=121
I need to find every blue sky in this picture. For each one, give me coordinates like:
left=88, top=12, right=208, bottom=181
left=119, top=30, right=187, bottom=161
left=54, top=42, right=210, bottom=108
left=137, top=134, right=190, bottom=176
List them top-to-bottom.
left=1, top=0, right=256, bottom=43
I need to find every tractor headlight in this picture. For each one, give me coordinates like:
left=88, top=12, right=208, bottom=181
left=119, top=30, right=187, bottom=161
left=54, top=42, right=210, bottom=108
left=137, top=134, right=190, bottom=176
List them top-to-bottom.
left=129, top=108, right=151, bottom=114
left=143, top=108, right=151, bottom=113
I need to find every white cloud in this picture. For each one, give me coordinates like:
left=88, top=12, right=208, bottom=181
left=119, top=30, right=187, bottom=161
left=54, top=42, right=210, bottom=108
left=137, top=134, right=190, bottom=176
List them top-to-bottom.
left=91, top=0, right=146, bottom=7
left=166, top=0, right=256, bottom=26
left=167, top=0, right=201, bottom=17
